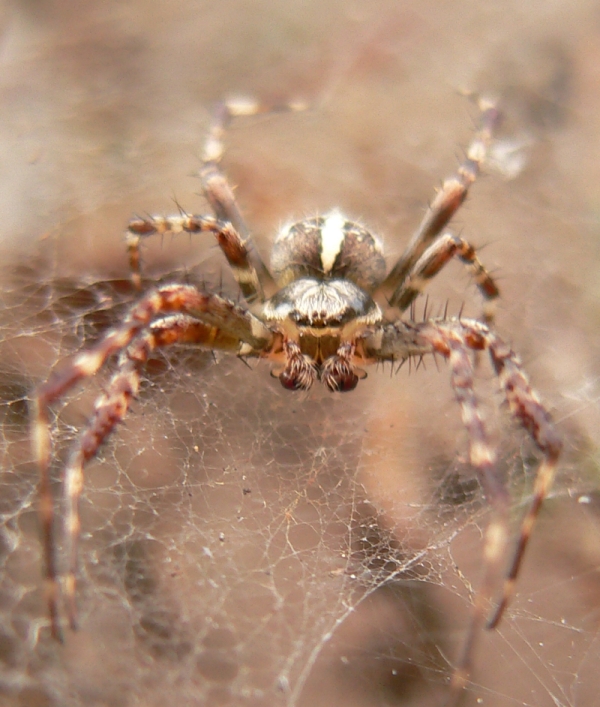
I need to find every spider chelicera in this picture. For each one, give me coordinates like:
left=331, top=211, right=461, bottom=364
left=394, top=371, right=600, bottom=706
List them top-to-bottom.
left=32, top=96, right=561, bottom=705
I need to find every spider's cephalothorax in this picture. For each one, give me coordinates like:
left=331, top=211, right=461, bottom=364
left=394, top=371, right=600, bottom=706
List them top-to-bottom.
left=33, top=97, right=561, bottom=707
left=261, top=210, right=385, bottom=391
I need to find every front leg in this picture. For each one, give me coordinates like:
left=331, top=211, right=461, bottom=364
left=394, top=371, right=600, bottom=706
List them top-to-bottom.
left=379, top=96, right=501, bottom=307
left=200, top=97, right=307, bottom=301
left=126, top=214, right=264, bottom=302
left=393, top=232, right=499, bottom=324
left=33, top=284, right=273, bottom=640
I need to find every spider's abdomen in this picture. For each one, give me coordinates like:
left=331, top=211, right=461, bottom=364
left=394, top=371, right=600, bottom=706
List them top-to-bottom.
left=271, top=210, right=386, bottom=292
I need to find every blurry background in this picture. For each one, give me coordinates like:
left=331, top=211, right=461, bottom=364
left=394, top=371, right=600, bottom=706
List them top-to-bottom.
left=0, top=1, right=599, bottom=706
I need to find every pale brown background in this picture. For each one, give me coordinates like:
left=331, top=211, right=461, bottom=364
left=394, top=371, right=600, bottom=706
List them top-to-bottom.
left=0, top=1, right=599, bottom=706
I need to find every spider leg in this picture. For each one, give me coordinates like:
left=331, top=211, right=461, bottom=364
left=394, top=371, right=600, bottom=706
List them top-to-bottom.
left=379, top=96, right=501, bottom=307
left=199, top=97, right=307, bottom=302
left=200, top=97, right=307, bottom=236
left=127, top=98, right=306, bottom=300
left=127, top=214, right=265, bottom=303
left=392, top=231, right=499, bottom=324
left=33, top=285, right=272, bottom=640
left=61, top=316, right=246, bottom=632
left=364, top=317, right=561, bottom=704
left=430, top=325, right=510, bottom=704
left=485, top=335, right=562, bottom=628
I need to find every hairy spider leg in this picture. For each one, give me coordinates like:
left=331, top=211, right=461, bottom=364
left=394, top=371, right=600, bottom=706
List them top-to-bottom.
left=380, top=96, right=501, bottom=307
left=200, top=97, right=308, bottom=302
left=200, top=97, right=307, bottom=232
left=126, top=98, right=306, bottom=300
left=200, top=98, right=278, bottom=301
left=127, top=214, right=264, bottom=303
left=393, top=231, right=500, bottom=324
left=33, top=284, right=271, bottom=640
left=364, top=316, right=561, bottom=706
left=486, top=339, right=562, bottom=629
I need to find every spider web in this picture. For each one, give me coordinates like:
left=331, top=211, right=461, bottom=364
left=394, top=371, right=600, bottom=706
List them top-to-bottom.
left=1, top=2, right=600, bottom=706
left=1, top=255, right=598, bottom=707
left=0, top=266, right=451, bottom=705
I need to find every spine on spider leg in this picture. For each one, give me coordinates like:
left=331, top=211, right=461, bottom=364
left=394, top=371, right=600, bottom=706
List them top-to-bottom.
left=393, top=232, right=501, bottom=323
left=363, top=320, right=434, bottom=362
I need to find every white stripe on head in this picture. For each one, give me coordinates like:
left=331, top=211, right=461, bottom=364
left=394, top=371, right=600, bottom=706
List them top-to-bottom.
left=320, top=210, right=346, bottom=274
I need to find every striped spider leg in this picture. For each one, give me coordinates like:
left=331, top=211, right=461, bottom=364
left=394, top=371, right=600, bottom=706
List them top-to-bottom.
left=379, top=95, right=501, bottom=313
left=126, top=96, right=306, bottom=299
left=33, top=97, right=306, bottom=641
left=33, top=277, right=274, bottom=641
left=363, top=317, right=561, bottom=705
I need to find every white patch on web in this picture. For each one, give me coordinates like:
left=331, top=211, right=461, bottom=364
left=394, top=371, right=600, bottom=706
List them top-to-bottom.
left=320, top=210, right=347, bottom=274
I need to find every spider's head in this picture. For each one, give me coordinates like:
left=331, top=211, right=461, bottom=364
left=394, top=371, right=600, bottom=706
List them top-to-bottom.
left=261, top=211, right=385, bottom=392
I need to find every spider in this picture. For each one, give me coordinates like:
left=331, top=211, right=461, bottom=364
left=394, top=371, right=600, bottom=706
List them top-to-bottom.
left=32, top=96, right=561, bottom=705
